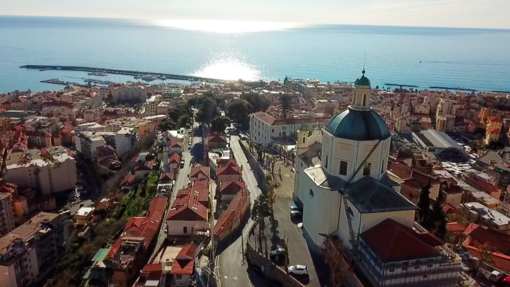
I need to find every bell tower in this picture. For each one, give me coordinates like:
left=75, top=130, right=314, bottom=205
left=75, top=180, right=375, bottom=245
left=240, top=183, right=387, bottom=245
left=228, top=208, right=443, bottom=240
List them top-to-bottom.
left=351, top=69, right=371, bottom=111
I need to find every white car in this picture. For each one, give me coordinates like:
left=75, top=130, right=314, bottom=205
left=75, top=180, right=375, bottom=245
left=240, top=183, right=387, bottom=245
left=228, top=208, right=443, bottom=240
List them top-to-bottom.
left=288, top=265, right=308, bottom=276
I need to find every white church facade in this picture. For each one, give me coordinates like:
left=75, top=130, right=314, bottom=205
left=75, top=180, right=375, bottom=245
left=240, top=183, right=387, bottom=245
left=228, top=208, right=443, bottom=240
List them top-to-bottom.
left=293, top=70, right=461, bottom=287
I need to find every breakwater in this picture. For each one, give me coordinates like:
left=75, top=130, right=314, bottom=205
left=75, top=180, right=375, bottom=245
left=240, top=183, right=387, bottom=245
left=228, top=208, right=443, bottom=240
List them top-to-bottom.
left=20, top=65, right=230, bottom=84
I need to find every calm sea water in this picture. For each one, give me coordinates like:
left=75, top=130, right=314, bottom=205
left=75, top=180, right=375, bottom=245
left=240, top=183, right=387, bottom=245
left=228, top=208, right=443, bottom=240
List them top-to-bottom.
left=1, top=16, right=510, bottom=93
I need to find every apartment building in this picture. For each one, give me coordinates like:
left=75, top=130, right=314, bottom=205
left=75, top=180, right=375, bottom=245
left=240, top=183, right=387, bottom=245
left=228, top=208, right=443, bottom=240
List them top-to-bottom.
left=109, top=84, right=147, bottom=103
left=146, top=94, right=163, bottom=116
left=249, top=111, right=329, bottom=146
left=3, top=147, right=77, bottom=195
left=0, top=193, right=15, bottom=236
left=0, top=212, right=68, bottom=287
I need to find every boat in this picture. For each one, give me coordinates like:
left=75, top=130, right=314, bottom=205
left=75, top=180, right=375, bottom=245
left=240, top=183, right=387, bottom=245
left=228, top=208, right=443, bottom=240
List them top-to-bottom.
left=88, top=71, right=108, bottom=76
left=142, top=75, right=156, bottom=81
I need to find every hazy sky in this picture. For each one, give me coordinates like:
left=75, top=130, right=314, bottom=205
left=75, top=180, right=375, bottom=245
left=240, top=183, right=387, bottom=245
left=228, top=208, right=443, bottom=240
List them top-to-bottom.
left=2, top=0, right=509, bottom=29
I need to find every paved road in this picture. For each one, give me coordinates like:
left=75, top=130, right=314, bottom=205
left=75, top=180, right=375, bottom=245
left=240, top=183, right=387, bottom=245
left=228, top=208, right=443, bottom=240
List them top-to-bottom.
left=150, top=133, right=195, bottom=260
left=217, top=135, right=267, bottom=287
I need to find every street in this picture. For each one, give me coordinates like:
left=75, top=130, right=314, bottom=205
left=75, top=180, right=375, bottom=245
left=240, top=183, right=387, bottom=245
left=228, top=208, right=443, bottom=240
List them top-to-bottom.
left=150, top=132, right=198, bottom=260
left=217, top=135, right=267, bottom=287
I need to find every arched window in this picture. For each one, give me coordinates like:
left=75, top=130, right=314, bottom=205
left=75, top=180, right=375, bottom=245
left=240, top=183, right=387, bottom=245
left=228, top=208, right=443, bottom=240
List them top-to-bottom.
left=362, top=94, right=366, bottom=106
left=309, top=189, right=314, bottom=199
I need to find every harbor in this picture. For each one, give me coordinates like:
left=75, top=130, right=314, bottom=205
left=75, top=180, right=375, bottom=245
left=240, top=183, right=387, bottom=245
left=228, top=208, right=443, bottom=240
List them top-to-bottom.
left=20, top=65, right=231, bottom=84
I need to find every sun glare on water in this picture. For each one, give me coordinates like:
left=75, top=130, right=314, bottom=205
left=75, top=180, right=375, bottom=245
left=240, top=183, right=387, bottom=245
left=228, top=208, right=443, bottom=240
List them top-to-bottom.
left=150, top=19, right=302, bottom=34
left=192, top=56, right=262, bottom=81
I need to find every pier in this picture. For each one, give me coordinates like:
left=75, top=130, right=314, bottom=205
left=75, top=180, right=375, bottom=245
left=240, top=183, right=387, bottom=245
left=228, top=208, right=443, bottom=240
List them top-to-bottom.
left=20, top=65, right=231, bottom=84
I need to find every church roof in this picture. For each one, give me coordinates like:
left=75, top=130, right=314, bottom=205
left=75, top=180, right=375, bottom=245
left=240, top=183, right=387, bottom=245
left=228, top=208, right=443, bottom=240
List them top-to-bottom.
left=354, top=70, right=370, bottom=86
left=325, top=108, right=390, bottom=141
left=343, top=176, right=417, bottom=214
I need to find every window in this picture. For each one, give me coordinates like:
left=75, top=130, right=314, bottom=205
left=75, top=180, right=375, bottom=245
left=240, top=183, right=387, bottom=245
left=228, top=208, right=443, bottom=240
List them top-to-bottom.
left=362, top=94, right=367, bottom=106
left=272, top=129, right=274, bottom=133
left=302, top=137, right=306, bottom=144
left=325, top=155, right=328, bottom=168
left=381, top=160, right=385, bottom=173
left=339, top=161, right=348, bottom=175
left=363, top=163, right=371, bottom=176
left=309, top=189, right=314, bottom=199
left=183, top=226, right=187, bottom=234
left=389, top=268, right=395, bottom=272
left=175, top=274, right=182, bottom=280
left=423, top=275, right=428, bottom=278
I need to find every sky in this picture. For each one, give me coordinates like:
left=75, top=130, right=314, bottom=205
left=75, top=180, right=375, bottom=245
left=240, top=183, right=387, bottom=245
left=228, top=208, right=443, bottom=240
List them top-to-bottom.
left=1, top=0, right=509, bottom=29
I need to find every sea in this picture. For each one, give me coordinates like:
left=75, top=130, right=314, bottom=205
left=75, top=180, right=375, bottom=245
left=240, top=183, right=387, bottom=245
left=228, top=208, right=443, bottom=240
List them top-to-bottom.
left=1, top=15, right=510, bottom=93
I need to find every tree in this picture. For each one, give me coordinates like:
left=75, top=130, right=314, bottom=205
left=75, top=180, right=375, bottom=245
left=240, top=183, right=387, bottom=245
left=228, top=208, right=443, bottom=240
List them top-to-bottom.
left=243, top=92, right=270, bottom=112
left=280, top=95, right=291, bottom=119
left=196, top=97, right=218, bottom=125
left=227, top=100, right=253, bottom=128
left=178, top=114, right=190, bottom=128
left=211, top=116, right=231, bottom=132
left=158, top=119, right=176, bottom=131
left=417, top=182, right=432, bottom=225
left=430, top=192, right=447, bottom=239
left=251, top=194, right=271, bottom=256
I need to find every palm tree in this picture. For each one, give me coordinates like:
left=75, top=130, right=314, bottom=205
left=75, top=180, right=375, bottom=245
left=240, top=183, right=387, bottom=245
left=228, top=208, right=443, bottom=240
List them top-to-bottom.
left=251, top=194, right=271, bottom=257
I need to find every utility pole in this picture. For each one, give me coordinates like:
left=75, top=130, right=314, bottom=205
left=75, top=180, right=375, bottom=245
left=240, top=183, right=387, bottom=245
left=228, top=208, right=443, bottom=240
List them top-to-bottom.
left=241, top=231, right=245, bottom=265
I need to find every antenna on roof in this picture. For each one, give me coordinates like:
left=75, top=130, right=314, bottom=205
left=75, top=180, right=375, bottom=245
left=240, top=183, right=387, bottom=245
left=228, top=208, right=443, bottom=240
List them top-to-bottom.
left=363, top=52, right=367, bottom=71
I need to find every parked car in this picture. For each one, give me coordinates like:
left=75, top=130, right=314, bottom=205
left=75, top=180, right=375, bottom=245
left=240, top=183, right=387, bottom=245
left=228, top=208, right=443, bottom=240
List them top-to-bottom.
left=180, top=160, right=185, bottom=168
left=290, top=206, right=300, bottom=211
left=290, top=210, right=302, bottom=218
left=269, top=247, right=286, bottom=258
left=288, top=265, right=308, bottom=276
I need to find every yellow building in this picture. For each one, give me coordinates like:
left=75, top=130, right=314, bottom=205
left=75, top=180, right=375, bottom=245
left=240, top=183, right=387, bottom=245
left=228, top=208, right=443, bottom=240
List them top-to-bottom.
left=480, top=107, right=491, bottom=123
left=484, top=116, right=502, bottom=145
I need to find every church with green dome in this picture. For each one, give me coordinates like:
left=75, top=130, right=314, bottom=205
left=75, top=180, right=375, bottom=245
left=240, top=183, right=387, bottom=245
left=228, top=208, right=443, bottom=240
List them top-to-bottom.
left=292, top=70, right=461, bottom=287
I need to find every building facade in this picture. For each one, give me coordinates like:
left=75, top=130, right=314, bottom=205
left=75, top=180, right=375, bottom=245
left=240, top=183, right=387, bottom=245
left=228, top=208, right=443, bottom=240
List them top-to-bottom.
left=0, top=194, right=15, bottom=236
left=0, top=212, right=68, bottom=287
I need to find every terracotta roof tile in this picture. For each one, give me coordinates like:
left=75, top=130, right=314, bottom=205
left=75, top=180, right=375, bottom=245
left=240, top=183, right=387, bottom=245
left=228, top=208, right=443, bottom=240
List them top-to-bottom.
left=360, top=219, right=441, bottom=262
left=171, top=244, right=198, bottom=275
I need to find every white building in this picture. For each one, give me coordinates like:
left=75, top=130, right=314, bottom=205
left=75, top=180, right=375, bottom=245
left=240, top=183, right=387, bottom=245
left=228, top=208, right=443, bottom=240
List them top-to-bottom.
left=293, top=70, right=461, bottom=287
left=109, top=84, right=147, bottom=102
left=146, top=94, right=163, bottom=116
left=157, top=101, right=171, bottom=115
left=249, top=112, right=330, bottom=146
left=4, top=147, right=78, bottom=195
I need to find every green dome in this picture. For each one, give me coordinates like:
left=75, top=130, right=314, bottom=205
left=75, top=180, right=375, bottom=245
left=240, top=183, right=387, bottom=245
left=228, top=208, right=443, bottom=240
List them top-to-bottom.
left=354, top=69, right=370, bottom=86
left=325, top=108, right=390, bottom=141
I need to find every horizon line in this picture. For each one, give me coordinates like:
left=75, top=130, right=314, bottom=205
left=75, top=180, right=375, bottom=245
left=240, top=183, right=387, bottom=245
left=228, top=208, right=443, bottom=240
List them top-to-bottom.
left=1, top=14, right=510, bottom=31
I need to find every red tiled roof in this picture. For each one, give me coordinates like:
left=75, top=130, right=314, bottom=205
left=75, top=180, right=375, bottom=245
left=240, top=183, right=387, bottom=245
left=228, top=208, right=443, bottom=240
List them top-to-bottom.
left=252, top=111, right=276, bottom=125
left=488, top=116, right=502, bottom=122
left=488, top=127, right=500, bottom=133
left=207, top=132, right=227, bottom=143
left=169, top=153, right=181, bottom=163
left=389, top=162, right=413, bottom=180
left=190, top=164, right=210, bottom=179
left=217, top=164, right=242, bottom=176
left=160, top=172, right=175, bottom=182
left=121, top=173, right=136, bottom=186
left=467, top=177, right=501, bottom=195
left=219, top=181, right=246, bottom=195
left=213, top=190, right=250, bottom=238
left=167, top=191, right=208, bottom=221
left=129, top=197, right=168, bottom=249
left=442, top=204, right=458, bottom=214
left=124, top=217, right=145, bottom=234
left=360, top=219, right=441, bottom=262
left=446, top=222, right=466, bottom=234
left=463, top=223, right=480, bottom=236
left=469, top=226, right=510, bottom=255
left=171, top=244, right=198, bottom=275
left=142, top=263, right=162, bottom=273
